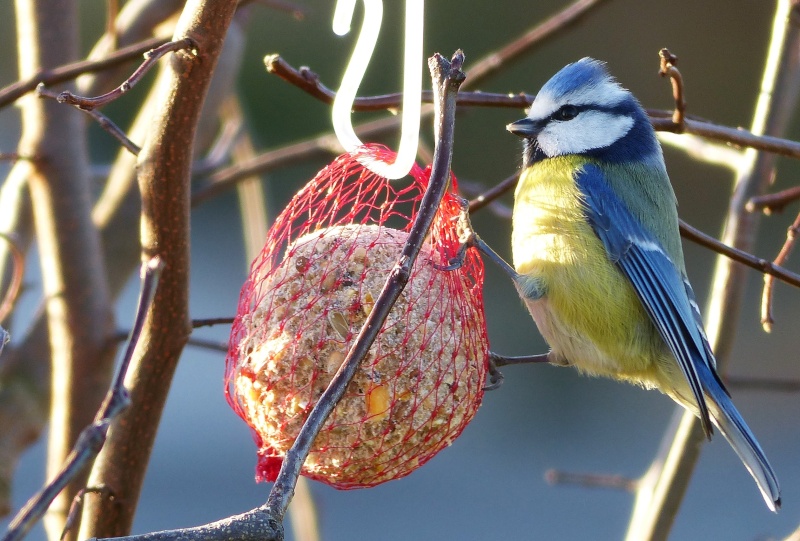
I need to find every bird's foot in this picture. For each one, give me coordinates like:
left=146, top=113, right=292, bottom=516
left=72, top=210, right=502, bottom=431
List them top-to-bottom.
left=483, top=350, right=556, bottom=391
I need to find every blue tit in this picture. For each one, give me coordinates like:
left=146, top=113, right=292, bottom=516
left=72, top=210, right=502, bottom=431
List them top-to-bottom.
left=505, top=58, right=779, bottom=510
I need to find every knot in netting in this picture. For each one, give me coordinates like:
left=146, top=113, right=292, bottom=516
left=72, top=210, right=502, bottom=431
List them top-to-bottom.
left=225, top=144, right=489, bottom=488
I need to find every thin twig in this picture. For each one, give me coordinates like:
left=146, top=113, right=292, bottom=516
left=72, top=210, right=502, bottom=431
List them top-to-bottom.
left=105, top=0, right=119, bottom=49
left=462, top=0, right=609, bottom=87
left=0, top=36, right=167, bottom=109
left=56, top=39, right=196, bottom=110
left=658, top=48, right=686, bottom=129
left=264, top=54, right=533, bottom=110
left=37, top=85, right=141, bottom=154
left=468, top=172, right=519, bottom=213
left=747, top=185, right=800, bottom=214
left=761, top=210, right=800, bottom=331
left=678, top=219, right=800, bottom=289
left=1, top=258, right=164, bottom=541
left=191, top=317, right=235, bottom=328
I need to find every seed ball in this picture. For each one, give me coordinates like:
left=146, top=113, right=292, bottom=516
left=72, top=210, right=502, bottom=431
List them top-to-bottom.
left=231, top=224, right=485, bottom=488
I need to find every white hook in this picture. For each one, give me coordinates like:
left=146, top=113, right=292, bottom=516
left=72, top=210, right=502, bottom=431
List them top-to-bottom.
left=332, top=0, right=424, bottom=180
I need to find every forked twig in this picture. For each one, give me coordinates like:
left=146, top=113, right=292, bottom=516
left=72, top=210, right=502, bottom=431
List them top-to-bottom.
left=55, top=39, right=197, bottom=110
left=38, top=85, right=141, bottom=154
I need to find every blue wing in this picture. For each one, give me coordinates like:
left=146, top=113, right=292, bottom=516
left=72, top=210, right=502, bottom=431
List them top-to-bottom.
left=574, top=164, right=725, bottom=437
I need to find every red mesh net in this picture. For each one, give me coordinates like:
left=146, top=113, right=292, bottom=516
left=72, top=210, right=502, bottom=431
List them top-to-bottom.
left=225, top=143, right=488, bottom=489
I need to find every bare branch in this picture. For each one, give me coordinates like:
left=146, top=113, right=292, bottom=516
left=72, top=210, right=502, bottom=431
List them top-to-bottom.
left=12, top=2, right=118, bottom=538
left=0, top=36, right=167, bottom=109
left=55, top=39, right=196, bottom=110
left=658, top=48, right=686, bottom=129
left=265, top=55, right=800, bottom=161
left=37, top=85, right=141, bottom=154
left=747, top=185, right=800, bottom=214
left=761, top=210, right=800, bottom=331
left=678, top=219, right=800, bottom=289
left=0, top=233, right=25, bottom=323
left=191, top=317, right=234, bottom=328
left=726, top=375, right=800, bottom=393
left=545, top=469, right=638, bottom=492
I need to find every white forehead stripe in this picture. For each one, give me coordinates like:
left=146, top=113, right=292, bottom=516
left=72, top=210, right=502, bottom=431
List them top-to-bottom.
left=529, top=80, right=629, bottom=120
left=536, top=110, right=634, bottom=156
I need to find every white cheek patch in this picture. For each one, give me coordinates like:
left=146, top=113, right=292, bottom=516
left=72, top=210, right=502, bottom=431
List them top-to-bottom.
left=537, top=111, right=634, bottom=156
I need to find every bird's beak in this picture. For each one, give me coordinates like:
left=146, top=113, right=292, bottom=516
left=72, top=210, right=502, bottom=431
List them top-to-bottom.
left=506, top=117, right=542, bottom=138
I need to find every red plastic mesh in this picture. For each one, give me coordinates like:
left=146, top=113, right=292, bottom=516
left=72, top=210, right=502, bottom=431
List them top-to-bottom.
left=225, top=144, right=488, bottom=489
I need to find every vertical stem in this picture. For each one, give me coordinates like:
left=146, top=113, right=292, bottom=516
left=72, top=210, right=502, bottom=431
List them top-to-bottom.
left=13, top=1, right=116, bottom=539
left=78, top=1, right=239, bottom=538
left=625, top=2, right=800, bottom=539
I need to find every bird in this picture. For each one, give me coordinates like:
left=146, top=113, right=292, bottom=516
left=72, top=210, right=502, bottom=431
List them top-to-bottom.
left=501, top=57, right=780, bottom=510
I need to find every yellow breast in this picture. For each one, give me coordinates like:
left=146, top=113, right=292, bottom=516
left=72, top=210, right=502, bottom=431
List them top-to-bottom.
left=511, top=157, right=658, bottom=377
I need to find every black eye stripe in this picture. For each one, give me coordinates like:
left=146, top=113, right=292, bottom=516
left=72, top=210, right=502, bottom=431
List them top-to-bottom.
left=548, top=103, right=628, bottom=122
left=553, top=105, right=578, bottom=121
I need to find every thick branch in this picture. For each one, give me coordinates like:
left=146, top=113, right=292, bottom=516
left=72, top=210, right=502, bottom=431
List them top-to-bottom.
left=77, top=1, right=239, bottom=538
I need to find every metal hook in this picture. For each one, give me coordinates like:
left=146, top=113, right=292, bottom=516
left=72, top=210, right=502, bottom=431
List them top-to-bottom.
left=332, top=0, right=424, bottom=180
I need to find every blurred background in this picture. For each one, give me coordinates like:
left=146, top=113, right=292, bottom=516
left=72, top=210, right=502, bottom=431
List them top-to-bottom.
left=1, top=0, right=799, bottom=539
